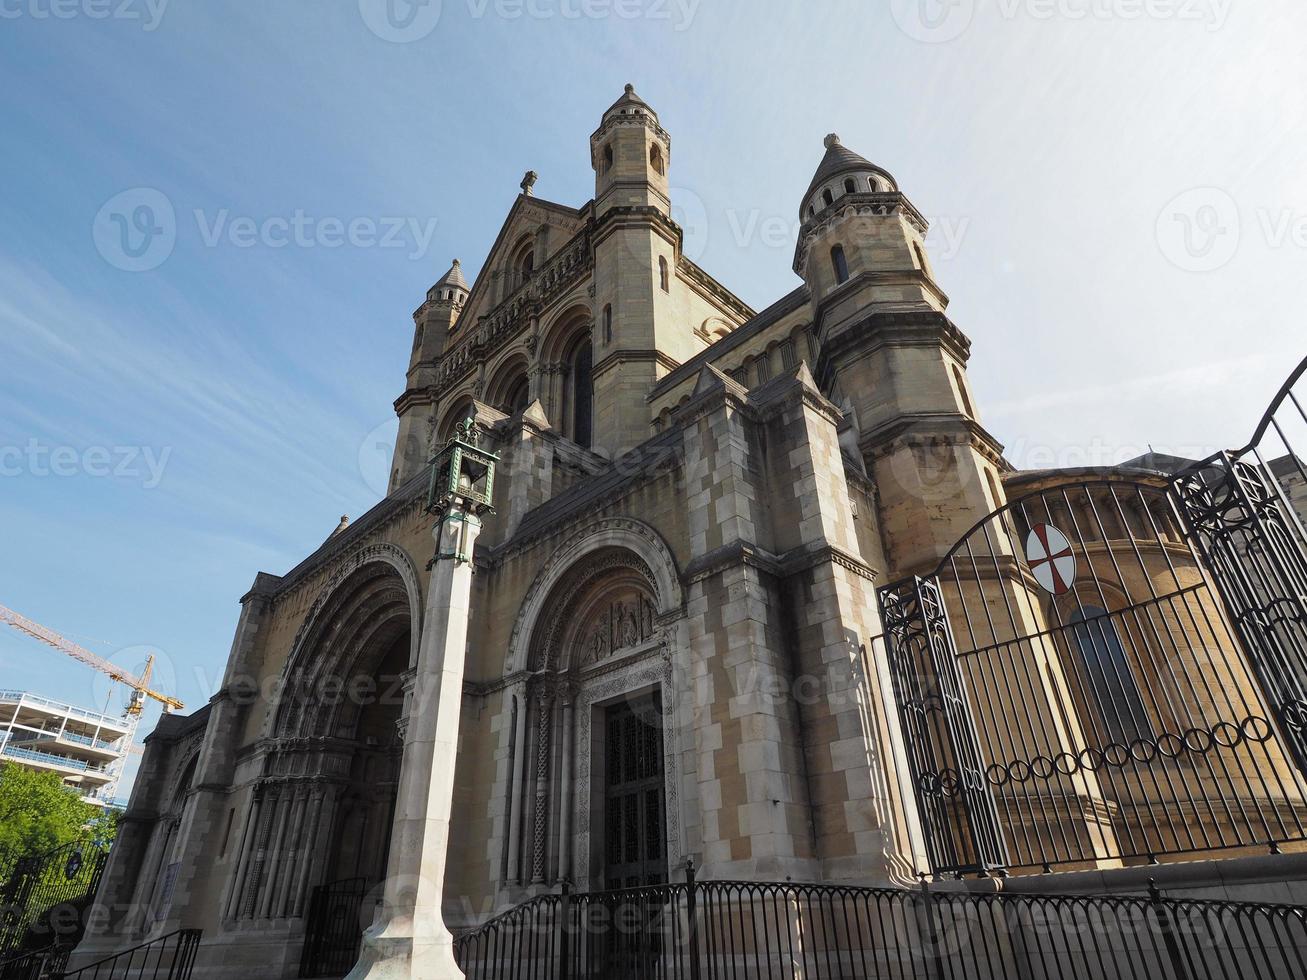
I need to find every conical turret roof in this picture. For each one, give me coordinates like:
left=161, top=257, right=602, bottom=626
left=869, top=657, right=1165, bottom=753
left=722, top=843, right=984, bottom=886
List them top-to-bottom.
left=803, top=133, right=894, bottom=203
left=435, top=259, right=468, bottom=292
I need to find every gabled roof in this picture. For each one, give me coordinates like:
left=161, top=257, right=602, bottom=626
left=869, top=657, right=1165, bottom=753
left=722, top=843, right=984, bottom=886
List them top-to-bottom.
left=452, top=193, right=586, bottom=327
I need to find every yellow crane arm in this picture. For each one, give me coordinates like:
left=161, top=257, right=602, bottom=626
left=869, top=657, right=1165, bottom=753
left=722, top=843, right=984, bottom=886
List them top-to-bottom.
left=0, top=603, right=184, bottom=712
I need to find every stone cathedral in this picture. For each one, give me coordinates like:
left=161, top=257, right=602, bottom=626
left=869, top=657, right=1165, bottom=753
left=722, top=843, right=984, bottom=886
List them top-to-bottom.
left=71, top=85, right=1307, bottom=979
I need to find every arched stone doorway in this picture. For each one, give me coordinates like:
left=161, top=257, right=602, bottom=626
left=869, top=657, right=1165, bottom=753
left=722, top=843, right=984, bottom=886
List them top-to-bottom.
left=498, top=521, right=686, bottom=896
left=223, top=550, right=420, bottom=968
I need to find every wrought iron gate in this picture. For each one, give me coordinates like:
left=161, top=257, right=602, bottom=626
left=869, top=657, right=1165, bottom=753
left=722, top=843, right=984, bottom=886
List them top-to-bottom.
left=879, top=354, right=1307, bottom=877
left=0, top=840, right=108, bottom=956
left=299, top=877, right=369, bottom=978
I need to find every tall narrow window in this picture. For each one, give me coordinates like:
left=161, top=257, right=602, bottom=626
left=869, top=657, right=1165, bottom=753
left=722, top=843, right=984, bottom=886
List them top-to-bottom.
left=649, top=143, right=664, bottom=175
left=603, top=144, right=614, bottom=173
left=843, top=177, right=855, bottom=194
left=822, top=188, right=834, bottom=207
left=831, top=245, right=849, bottom=284
left=658, top=256, right=669, bottom=292
left=603, top=304, right=613, bottom=344
left=570, top=340, right=593, bottom=449
left=952, top=364, right=975, bottom=417
left=1069, top=607, right=1153, bottom=745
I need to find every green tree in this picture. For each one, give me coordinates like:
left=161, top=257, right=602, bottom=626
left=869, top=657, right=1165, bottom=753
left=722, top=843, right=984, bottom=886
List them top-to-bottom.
left=0, top=762, right=114, bottom=860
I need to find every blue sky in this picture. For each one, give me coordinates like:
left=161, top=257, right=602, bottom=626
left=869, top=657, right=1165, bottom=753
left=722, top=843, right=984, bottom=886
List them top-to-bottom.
left=1, top=0, right=1304, bottom=796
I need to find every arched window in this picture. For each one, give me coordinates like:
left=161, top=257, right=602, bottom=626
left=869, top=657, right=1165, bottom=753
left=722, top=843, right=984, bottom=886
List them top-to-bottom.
left=649, top=143, right=664, bottom=176
left=603, top=144, right=614, bottom=173
left=868, top=176, right=878, bottom=192
left=843, top=177, right=855, bottom=194
left=822, top=188, right=834, bottom=207
left=808, top=205, right=815, bottom=218
left=830, top=244, right=849, bottom=284
left=521, top=250, right=534, bottom=277
left=658, top=256, right=669, bottom=292
left=603, top=304, right=613, bottom=344
left=569, top=340, right=594, bottom=448
left=505, top=375, right=530, bottom=415
left=1069, top=607, right=1153, bottom=745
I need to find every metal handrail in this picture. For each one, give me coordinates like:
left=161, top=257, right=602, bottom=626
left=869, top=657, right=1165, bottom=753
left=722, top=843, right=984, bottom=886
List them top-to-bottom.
left=453, top=874, right=1307, bottom=980
left=50, top=929, right=201, bottom=980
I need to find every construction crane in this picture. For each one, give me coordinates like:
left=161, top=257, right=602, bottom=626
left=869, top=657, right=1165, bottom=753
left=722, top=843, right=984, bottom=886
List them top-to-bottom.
left=0, top=602, right=184, bottom=800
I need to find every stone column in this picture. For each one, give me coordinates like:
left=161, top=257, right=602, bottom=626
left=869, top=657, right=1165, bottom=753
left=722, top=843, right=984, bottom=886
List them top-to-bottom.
left=347, top=498, right=486, bottom=980
left=504, top=687, right=528, bottom=885
left=557, top=697, right=575, bottom=882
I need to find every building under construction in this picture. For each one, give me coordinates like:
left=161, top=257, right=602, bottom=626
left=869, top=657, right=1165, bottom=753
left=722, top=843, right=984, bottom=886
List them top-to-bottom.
left=0, top=689, right=131, bottom=804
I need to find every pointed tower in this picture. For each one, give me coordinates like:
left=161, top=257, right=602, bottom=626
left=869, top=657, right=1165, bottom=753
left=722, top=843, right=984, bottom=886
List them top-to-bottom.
left=591, top=83, right=671, bottom=216
left=588, top=84, right=689, bottom=456
left=794, top=135, right=1003, bottom=575
left=390, top=259, right=469, bottom=494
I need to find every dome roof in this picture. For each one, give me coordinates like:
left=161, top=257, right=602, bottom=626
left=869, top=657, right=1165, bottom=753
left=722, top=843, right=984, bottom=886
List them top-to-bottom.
left=801, top=134, right=898, bottom=217
left=435, top=258, right=468, bottom=292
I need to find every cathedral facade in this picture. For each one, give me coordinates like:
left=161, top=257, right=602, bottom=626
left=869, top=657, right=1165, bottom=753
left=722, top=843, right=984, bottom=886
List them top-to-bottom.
left=72, top=86, right=1307, bottom=979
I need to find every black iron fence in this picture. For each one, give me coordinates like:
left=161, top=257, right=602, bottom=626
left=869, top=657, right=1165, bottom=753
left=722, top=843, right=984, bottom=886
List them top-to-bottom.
left=876, top=354, right=1307, bottom=877
left=1174, top=355, right=1307, bottom=782
left=0, top=840, right=109, bottom=956
left=453, top=867, right=1307, bottom=980
left=299, top=877, right=370, bottom=978
left=49, top=929, right=201, bottom=980
left=0, top=943, right=67, bottom=980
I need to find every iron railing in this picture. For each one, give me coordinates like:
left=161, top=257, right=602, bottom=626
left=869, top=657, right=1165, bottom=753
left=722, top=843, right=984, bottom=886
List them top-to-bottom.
left=1173, top=354, right=1307, bottom=781
left=880, top=478, right=1307, bottom=875
left=0, top=840, right=109, bottom=955
left=453, top=868, right=1307, bottom=979
left=299, top=877, right=370, bottom=978
left=49, top=929, right=201, bottom=980
left=0, top=943, right=68, bottom=980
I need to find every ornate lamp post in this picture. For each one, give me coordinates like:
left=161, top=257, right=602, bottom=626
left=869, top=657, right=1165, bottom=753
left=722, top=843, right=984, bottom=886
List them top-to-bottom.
left=349, top=413, right=497, bottom=980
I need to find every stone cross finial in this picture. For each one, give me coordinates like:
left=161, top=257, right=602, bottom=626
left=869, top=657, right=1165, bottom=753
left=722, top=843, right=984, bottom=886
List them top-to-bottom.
left=824, top=133, right=841, bottom=149
left=520, top=170, right=538, bottom=196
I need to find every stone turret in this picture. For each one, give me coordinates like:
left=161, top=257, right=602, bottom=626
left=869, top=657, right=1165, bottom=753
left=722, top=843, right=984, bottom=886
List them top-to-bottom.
left=794, top=135, right=1002, bottom=576
left=390, top=260, right=470, bottom=494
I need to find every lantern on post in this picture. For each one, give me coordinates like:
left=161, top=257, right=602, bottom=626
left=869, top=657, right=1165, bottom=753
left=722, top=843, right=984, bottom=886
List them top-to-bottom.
left=426, top=411, right=497, bottom=563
